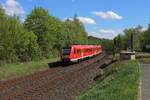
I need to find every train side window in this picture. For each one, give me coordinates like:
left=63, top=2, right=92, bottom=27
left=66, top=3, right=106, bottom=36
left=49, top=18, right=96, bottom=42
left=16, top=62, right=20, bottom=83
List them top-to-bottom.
left=90, top=48, right=92, bottom=52
left=77, top=49, right=80, bottom=53
left=83, top=49, right=85, bottom=53
left=85, top=49, right=87, bottom=52
left=87, top=49, right=89, bottom=52
left=79, top=50, right=81, bottom=53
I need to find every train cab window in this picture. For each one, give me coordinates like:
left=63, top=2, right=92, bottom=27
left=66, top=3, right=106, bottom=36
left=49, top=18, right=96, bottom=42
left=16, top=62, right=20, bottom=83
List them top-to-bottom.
left=62, top=46, right=71, bottom=56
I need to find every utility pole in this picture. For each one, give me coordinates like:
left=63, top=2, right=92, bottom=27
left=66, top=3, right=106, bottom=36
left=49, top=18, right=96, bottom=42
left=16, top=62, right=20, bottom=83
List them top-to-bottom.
left=131, top=29, right=135, bottom=52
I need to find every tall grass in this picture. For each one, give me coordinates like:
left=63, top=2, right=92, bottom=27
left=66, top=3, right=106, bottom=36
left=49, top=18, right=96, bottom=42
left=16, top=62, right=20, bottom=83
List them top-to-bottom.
left=0, top=57, right=59, bottom=80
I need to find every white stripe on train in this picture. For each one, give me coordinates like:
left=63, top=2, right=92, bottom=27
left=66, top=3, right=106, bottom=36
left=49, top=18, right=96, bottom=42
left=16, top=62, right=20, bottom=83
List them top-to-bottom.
left=70, top=52, right=101, bottom=62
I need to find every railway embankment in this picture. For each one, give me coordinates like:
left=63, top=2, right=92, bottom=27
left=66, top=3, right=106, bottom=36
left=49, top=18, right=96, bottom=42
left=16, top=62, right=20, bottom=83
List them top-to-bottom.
left=0, top=53, right=113, bottom=100
left=76, top=60, right=140, bottom=100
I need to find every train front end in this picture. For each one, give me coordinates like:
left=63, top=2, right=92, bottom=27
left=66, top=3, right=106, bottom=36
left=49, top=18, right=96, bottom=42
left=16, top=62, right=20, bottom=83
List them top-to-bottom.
left=61, top=46, right=71, bottom=62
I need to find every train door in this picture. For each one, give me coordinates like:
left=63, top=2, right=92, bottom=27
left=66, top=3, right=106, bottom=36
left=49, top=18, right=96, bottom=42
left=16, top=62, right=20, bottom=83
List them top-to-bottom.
left=94, top=47, right=96, bottom=55
left=73, top=48, right=77, bottom=59
left=81, top=48, right=83, bottom=59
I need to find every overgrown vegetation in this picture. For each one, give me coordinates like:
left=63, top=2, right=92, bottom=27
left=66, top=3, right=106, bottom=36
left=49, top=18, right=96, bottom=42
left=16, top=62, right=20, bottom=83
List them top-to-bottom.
left=0, top=7, right=113, bottom=66
left=76, top=60, right=139, bottom=100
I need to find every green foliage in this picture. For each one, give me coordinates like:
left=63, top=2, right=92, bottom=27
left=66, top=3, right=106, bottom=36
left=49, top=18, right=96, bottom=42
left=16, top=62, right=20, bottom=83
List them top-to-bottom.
left=0, top=7, right=113, bottom=66
left=0, top=7, right=40, bottom=65
left=0, top=7, right=5, bottom=18
left=24, top=7, right=55, bottom=58
left=24, top=8, right=89, bottom=58
left=0, top=17, right=40, bottom=64
left=64, top=17, right=88, bottom=45
left=114, top=25, right=144, bottom=52
left=143, top=25, right=150, bottom=44
left=123, top=28, right=132, bottom=50
left=114, top=34, right=122, bottom=52
left=88, top=36, right=102, bottom=45
left=88, top=36, right=114, bottom=51
left=101, top=39, right=114, bottom=51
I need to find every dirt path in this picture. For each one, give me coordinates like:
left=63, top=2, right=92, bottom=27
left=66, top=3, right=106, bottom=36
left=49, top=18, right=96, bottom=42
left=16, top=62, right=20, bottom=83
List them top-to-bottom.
left=140, top=63, right=150, bottom=100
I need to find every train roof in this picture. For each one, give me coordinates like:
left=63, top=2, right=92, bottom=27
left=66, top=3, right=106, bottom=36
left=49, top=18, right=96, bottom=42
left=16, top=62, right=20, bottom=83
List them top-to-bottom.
left=62, top=45, right=101, bottom=49
left=71, top=45, right=101, bottom=48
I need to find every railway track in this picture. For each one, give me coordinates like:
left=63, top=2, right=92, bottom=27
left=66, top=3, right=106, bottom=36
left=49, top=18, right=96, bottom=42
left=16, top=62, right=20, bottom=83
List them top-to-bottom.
left=0, top=53, right=113, bottom=100
left=0, top=58, right=95, bottom=98
left=0, top=67, right=63, bottom=89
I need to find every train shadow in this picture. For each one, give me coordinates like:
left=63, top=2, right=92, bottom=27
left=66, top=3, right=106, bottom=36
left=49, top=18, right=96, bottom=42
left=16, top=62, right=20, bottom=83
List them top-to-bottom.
left=48, top=53, right=105, bottom=68
left=99, top=60, right=114, bottom=69
left=48, top=61, right=75, bottom=68
left=99, top=63, right=108, bottom=69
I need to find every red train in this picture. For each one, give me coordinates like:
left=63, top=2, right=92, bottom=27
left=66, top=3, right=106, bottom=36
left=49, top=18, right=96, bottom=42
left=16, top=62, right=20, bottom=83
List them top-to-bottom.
left=61, top=45, right=102, bottom=62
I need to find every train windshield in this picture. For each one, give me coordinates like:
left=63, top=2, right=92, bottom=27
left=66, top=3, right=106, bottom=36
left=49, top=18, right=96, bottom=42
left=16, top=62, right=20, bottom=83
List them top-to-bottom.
left=62, top=47, right=71, bottom=56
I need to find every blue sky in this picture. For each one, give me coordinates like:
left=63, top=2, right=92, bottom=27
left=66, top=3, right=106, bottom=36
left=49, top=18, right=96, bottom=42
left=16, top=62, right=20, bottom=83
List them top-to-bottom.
left=0, top=0, right=150, bottom=39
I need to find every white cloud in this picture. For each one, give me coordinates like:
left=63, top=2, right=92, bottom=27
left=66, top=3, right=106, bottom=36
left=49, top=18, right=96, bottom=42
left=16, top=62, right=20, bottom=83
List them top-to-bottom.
left=2, top=0, right=25, bottom=16
left=92, top=11, right=123, bottom=20
left=64, top=17, right=96, bottom=24
left=64, top=17, right=73, bottom=21
left=77, top=17, right=96, bottom=24
left=142, top=27, right=147, bottom=31
left=88, top=29, right=123, bottom=39
left=99, top=29, right=117, bottom=35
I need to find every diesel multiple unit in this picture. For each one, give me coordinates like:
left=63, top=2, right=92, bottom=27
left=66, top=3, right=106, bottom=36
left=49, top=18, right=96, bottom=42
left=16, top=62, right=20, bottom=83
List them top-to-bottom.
left=61, top=45, right=102, bottom=62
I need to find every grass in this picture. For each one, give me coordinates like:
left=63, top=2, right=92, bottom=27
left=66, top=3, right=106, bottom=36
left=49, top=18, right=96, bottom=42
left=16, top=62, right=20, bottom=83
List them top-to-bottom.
left=136, top=52, right=150, bottom=63
left=113, top=53, right=120, bottom=60
left=0, top=57, right=59, bottom=80
left=76, top=60, right=140, bottom=100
